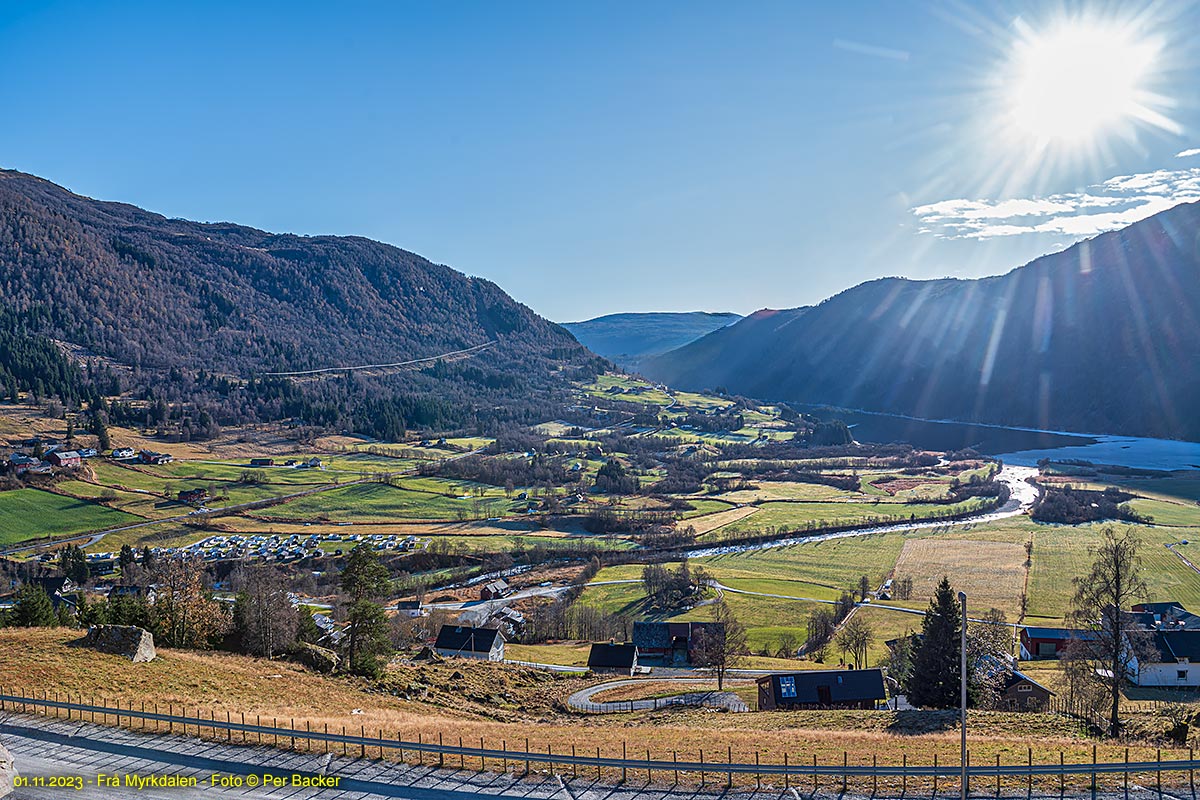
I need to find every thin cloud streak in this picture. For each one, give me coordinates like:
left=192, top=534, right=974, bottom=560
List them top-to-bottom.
left=1177, top=147, right=1200, bottom=158
left=911, top=167, right=1200, bottom=239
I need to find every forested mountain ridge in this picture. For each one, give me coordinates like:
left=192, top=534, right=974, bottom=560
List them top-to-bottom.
left=0, top=170, right=600, bottom=437
left=644, top=200, right=1200, bottom=441
left=562, top=311, right=741, bottom=371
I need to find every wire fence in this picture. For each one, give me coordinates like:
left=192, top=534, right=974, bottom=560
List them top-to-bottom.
left=2, top=689, right=1199, bottom=794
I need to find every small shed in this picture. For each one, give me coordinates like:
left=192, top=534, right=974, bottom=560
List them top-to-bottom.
left=999, top=669, right=1054, bottom=711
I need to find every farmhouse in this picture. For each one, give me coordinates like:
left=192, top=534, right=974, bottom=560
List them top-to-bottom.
left=111, top=447, right=136, bottom=459
left=48, top=450, right=82, bottom=468
left=139, top=450, right=173, bottom=465
left=250, top=458, right=275, bottom=467
left=178, top=488, right=207, bottom=505
left=480, top=579, right=511, bottom=601
left=394, top=600, right=424, bottom=618
left=1131, top=602, right=1200, bottom=630
left=632, top=621, right=723, bottom=666
left=434, top=625, right=505, bottom=661
left=1129, top=630, right=1200, bottom=687
left=587, top=642, right=639, bottom=675
left=756, top=669, right=886, bottom=710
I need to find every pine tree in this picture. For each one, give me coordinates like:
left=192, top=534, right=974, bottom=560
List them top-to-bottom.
left=59, top=544, right=90, bottom=585
left=118, top=544, right=136, bottom=574
left=340, top=544, right=393, bottom=676
left=907, top=576, right=962, bottom=709
left=12, top=585, right=57, bottom=627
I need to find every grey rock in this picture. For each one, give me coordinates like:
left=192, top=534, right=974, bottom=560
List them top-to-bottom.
left=82, top=625, right=156, bottom=662
left=0, top=742, right=16, bottom=799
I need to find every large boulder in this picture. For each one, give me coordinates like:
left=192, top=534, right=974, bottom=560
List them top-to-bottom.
left=82, top=625, right=156, bottom=662
left=292, top=642, right=339, bottom=674
left=0, top=742, right=16, bottom=799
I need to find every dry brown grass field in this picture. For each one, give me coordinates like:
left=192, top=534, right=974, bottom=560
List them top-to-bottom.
left=892, top=538, right=1028, bottom=616
left=1, top=628, right=1192, bottom=793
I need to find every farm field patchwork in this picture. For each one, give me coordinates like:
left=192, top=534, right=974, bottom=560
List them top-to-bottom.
left=0, top=488, right=140, bottom=545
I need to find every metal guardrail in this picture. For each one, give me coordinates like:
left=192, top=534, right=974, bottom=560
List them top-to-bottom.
left=2, top=690, right=1198, bottom=789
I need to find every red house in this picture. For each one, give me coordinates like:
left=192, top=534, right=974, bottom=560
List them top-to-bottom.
left=48, top=450, right=82, bottom=468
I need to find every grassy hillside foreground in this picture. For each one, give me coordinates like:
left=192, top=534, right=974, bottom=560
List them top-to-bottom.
left=0, top=628, right=1193, bottom=792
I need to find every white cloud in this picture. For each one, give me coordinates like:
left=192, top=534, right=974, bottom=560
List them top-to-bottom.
left=1176, top=148, right=1200, bottom=158
left=911, top=167, right=1200, bottom=240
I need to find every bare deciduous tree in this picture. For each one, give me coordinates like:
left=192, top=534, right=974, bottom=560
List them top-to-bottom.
left=1066, top=526, right=1151, bottom=736
left=692, top=600, right=747, bottom=690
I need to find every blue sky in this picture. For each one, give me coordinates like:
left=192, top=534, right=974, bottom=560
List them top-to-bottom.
left=2, top=0, right=1198, bottom=321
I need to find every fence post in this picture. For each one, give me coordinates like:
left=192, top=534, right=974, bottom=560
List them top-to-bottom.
left=227, top=711, right=232, bottom=742
left=291, top=719, right=296, bottom=750
left=324, top=723, right=329, bottom=755
left=342, top=725, right=346, bottom=757
left=360, top=725, right=365, bottom=758
left=418, top=732, right=423, bottom=765
left=440, top=733, right=445, bottom=768
left=461, top=736, right=465, bottom=770
left=524, top=737, right=530, bottom=776
left=487, top=738, right=491, bottom=773
left=623, top=741, right=628, bottom=783
left=1092, top=744, right=1097, bottom=794
left=728, top=745, right=733, bottom=789
left=597, top=746, right=600, bottom=782
left=1028, top=746, right=1033, bottom=796
left=1190, top=746, right=1195, bottom=797
left=647, top=748, right=652, bottom=784
left=700, top=748, right=706, bottom=787
left=1125, top=748, right=1129, bottom=796
left=1158, top=749, right=1162, bottom=795
left=674, top=750, right=678, bottom=786
left=755, top=751, right=761, bottom=790
left=843, top=751, right=848, bottom=794
left=1059, top=752, right=1065, bottom=796
left=784, top=753, right=789, bottom=790
left=903, top=753, right=907, bottom=796
left=935, top=753, right=939, bottom=797
left=996, top=753, right=1001, bottom=798
left=815, top=754, right=819, bottom=794
left=873, top=754, right=877, bottom=797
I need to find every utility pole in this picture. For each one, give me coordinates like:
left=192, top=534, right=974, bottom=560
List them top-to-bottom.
left=960, top=590, right=968, bottom=800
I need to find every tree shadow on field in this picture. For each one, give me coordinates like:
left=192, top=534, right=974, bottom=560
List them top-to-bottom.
left=886, top=709, right=960, bottom=735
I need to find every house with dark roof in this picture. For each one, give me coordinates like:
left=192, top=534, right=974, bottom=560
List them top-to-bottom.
left=480, top=579, right=511, bottom=601
left=1131, top=602, right=1200, bottom=631
left=632, top=621, right=723, bottom=666
left=434, top=625, right=505, bottom=661
left=1129, top=630, right=1200, bottom=687
left=587, top=642, right=639, bottom=675
left=756, top=669, right=886, bottom=710
left=998, top=669, right=1054, bottom=711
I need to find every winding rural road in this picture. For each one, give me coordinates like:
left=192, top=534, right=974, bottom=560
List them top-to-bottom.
left=567, top=678, right=749, bottom=713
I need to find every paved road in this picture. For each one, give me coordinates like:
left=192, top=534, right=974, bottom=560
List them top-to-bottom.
left=567, top=679, right=749, bottom=713
left=2, top=713, right=806, bottom=800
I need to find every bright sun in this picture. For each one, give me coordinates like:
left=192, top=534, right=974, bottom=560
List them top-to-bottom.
left=1005, top=20, right=1160, bottom=144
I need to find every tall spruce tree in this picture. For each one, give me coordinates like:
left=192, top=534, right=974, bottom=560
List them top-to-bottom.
left=907, top=576, right=962, bottom=708
left=12, top=584, right=57, bottom=627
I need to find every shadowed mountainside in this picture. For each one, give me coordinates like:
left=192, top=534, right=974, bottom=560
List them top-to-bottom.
left=644, top=201, right=1200, bottom=441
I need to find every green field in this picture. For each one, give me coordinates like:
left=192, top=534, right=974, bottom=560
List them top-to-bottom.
left=263, top=482, right=514, bottom=522
left=0, top=488, right=140, bottom=545
left=716, top=498, right=988, bottom=535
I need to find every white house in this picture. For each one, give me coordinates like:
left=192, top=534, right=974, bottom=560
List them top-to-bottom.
left=433, top=625, right=505, bottom=661
left=1128, top=631, right=1200, bottom=687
